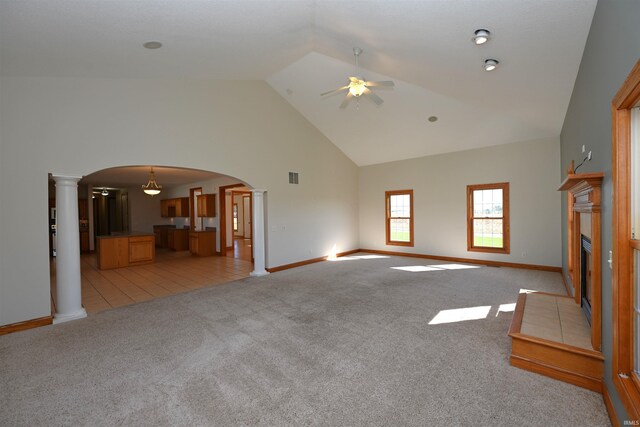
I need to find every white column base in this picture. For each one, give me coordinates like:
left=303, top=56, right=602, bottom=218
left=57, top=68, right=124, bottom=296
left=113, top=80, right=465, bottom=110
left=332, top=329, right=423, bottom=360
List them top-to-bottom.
left=250, top=270, right=270, bottom=277
left=53, top=308, right=87, bottom=324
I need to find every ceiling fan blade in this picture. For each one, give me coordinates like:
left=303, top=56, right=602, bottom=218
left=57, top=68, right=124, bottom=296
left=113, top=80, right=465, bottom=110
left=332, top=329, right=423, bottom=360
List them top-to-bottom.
left=365, top=80, right=395, bottom=87
left=320, top=85, right=349, bottom=97
left=363, top=87, right=384, bottom=105
left=339, top=92, right=354, bottom=109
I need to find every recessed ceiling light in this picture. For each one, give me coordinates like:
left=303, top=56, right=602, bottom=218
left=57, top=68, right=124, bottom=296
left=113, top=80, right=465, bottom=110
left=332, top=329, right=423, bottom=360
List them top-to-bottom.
left=473, top=29, right=491, bottom=45
left=143, top=41, right=162, bottom=50
left=484, top=59, right=499, bottom=71
left=428, top=116, right=438, bottom=122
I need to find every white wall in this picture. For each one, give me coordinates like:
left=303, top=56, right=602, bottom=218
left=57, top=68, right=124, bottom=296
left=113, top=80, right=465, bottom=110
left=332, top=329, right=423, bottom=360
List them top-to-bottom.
left=0, top=77, right=359, bottom=326
left=359, top=138, right=562, bottom=267
left=127, top=187, right=171, bottom=233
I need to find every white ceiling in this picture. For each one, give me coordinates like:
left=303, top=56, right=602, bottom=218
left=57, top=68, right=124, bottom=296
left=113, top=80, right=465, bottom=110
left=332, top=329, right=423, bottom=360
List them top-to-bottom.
left=0, top=0, right=597, bottom=166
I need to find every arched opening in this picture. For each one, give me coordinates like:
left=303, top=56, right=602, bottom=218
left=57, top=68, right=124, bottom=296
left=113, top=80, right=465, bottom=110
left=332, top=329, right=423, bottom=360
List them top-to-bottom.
left=48, top=165, right=264, bottom=318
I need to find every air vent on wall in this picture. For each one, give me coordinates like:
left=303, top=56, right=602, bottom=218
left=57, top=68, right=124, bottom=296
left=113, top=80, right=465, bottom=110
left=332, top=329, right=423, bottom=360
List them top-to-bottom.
left=289, top=172, right=299, bottom=184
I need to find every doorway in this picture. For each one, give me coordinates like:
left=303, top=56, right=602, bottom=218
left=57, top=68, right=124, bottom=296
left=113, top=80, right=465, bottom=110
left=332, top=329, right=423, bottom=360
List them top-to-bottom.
left=219, top=183, right=253, bottom=262
left=228, top=190, right=252, bottom=261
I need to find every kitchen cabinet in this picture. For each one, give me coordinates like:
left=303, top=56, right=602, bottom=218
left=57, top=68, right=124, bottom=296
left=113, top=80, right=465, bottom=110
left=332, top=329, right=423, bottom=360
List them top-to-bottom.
left=197, top=194, right=216, bottom=217
left=160, top=197, right=190, bottom=218
left=78, top=199, right=88, bottom=220
left=160, top=199, right=172, bottom=218
left=153, top=225, right=174, bottom=248
left=168, top=229, right=189, bottom=251
left=80, top=230, right=90, bottom=253
left=189, top=230, right=216, bottom=257
left=96, top=234, right=155, bottom=270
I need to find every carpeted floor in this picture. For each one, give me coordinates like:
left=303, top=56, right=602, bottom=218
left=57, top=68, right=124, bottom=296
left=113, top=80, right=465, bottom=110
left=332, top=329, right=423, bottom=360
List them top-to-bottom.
left=0, top=254, right=610, bottom=426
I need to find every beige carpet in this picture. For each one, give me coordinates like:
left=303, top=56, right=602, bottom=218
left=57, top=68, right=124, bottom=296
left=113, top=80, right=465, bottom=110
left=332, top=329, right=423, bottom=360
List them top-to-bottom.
left=0, top=254, right=610, bottom=426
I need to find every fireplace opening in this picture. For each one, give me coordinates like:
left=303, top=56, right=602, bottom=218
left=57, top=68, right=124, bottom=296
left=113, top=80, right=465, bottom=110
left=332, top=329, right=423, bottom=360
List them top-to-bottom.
left=581, top=235, right=592, bottom=324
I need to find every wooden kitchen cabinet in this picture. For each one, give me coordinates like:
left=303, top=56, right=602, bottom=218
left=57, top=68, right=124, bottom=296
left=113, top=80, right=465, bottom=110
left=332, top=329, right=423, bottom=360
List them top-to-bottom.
left=196, top=194, right=216, bottom=217
left=160, top=197, right=190, bottom=217
left=174, top=197, right=190, bottom=217
left=78, top=199, right=88, bottom=220
left=160, top=199, right=172, bottom=218
left=153, top=225, right=174, bottom=248
left=168, top=229, right=189, bottom=251
left=80, top=230, right=90, bottom=253
left=189, top=230, right=216, bottom=256
left=97, top=234, right=155, bottom=270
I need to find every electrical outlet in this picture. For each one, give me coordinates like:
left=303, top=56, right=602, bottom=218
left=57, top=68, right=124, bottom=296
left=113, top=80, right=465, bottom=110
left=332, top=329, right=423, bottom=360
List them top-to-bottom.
left=582, top=145, right=585, bottom=153
left=588, top=151, right=592, bottom=160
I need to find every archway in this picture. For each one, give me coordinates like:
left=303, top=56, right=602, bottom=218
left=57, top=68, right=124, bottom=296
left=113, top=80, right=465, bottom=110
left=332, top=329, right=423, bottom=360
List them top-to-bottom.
left=48, top=165, right=267, bottom=321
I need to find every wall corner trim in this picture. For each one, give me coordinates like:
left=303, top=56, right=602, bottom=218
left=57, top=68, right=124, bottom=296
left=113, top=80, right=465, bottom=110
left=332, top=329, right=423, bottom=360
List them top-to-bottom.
left=604, top=382, right=621, bottom=427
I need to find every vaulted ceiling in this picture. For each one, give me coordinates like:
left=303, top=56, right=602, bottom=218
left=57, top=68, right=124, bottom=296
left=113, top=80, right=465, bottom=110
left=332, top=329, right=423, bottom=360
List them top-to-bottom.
left=0, top=0, right=597, bottom=166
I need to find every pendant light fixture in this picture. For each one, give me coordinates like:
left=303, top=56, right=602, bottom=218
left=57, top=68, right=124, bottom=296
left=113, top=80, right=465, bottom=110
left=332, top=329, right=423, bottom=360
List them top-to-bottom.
left=142, top=167, right=162, bottom=196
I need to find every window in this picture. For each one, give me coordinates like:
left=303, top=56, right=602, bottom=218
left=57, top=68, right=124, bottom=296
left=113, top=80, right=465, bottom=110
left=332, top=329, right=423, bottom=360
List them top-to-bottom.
left=612, top=60, right=640, bottom=420
left=467, top=183, right=509, bottom=254
left=385, top=190, right=413, bottom=246
left=233, top=203, right=238, bottom=232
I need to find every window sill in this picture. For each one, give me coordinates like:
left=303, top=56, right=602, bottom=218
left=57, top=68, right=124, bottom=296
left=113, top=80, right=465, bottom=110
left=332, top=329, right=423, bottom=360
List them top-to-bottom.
left=386, top=241, right=414, bottom=247
left=467, top=246, right=510, bottom=254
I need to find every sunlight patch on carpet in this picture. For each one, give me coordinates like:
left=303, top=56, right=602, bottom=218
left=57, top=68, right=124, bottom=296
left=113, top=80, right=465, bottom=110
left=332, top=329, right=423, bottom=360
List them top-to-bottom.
left=391, top=263, right=480, bottom=272
left=496, top=303, right=516, bottom=316
left=428, top=305, right=491, bottom=325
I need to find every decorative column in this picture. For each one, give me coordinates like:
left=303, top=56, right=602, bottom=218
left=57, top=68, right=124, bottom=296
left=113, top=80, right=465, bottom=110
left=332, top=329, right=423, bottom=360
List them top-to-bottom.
left=52, top=174, right=87, bottom=323
left=250, top=189, right=269, bottom=277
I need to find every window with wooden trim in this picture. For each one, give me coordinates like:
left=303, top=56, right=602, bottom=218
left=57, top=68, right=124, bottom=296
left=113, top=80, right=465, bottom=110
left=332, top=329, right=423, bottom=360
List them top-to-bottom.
left=612, top=60, right=640, bottom=420
left=467, top=182, right=510, bottom=254
left=385, top=190, right=414, bottom=246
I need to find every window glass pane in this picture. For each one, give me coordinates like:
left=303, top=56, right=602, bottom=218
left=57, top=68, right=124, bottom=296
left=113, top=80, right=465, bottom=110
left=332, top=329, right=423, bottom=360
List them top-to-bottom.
left=473, top=189, right=503, bottom=218
left=390, top=194, right=410, bottom=217
left=390, top=218, right=410, bottom=242
left=473, top=219, right=504, bottom=248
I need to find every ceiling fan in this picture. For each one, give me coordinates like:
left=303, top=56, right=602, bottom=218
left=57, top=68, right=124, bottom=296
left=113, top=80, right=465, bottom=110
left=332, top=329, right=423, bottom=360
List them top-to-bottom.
left=321, top=47, right=395, bottom=108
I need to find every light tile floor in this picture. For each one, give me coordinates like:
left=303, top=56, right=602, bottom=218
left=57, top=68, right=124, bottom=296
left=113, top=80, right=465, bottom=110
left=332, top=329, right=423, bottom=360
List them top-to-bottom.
left=51, top=249, right=253, bottom=315
left=520, top=292, right=593, bottom=349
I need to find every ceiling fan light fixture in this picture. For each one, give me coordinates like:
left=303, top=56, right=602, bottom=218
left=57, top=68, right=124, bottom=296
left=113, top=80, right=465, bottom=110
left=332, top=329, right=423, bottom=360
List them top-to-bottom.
left=473, top=29, right=491, bottom=45
left=484, top=59, right=499, bottom=71
left=349, top=80, right=366, bottom=97
left=142, top=167, right=162, bottom=196
left=101, top=188, right=109, bottom=196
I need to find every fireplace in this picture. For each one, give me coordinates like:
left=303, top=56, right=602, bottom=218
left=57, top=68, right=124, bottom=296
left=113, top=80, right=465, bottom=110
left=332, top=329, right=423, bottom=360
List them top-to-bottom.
left=580, top=235, right=592, bottom=324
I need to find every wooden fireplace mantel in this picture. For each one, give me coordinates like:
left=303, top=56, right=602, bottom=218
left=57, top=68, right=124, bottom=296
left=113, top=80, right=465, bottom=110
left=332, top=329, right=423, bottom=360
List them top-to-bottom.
left=558, top=171, right=604, bottom=351
left=558, top=172, right=605, bottom=192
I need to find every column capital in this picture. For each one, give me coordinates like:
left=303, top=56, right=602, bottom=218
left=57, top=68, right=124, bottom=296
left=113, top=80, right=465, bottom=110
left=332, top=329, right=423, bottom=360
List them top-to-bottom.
left=51, top=174, right=83, bottom=185
left=251, top=189, right=267, bottom=195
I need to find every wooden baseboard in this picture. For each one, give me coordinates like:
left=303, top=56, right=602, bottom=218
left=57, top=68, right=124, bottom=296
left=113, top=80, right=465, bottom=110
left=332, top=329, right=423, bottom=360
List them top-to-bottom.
left=359, top=248, right=562, bottom=272
left=267, top=249, right=360, bottom=273
left=0, top=315, right=52, bottom=336
left=603, top=382, right=621, bottom=427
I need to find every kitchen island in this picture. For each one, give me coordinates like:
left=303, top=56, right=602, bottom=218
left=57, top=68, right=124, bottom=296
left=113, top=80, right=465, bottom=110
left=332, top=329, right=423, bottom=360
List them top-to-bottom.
left=96, top=232, right=155, bottom=270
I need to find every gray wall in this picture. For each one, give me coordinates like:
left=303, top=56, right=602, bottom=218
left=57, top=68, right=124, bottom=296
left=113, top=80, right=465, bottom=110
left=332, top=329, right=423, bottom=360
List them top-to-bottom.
left=560, top=0, right=640, bottom=422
